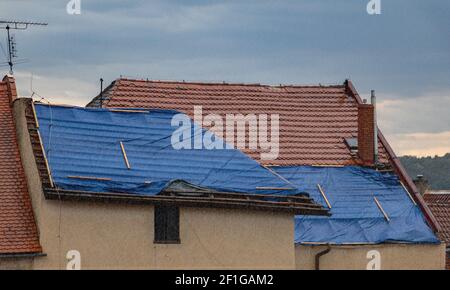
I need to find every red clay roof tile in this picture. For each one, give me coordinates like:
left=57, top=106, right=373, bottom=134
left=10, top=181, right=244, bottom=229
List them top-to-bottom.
left=0, top=77, right=41, bottom=254
left=88, top=78, right=390, bottom=166
left=424, top=192, right=450, bottom=244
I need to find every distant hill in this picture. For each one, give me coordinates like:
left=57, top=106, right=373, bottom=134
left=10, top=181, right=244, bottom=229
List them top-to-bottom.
left=399, top=153, right=450, bottom=190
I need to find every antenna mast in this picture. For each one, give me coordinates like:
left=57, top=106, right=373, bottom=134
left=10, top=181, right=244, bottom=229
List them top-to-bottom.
left=0, top=20, right=48, bottom=74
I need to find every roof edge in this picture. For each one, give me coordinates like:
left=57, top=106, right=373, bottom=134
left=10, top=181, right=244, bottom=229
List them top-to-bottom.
left=86, top=76, right=347, bottom=109
left=115, top=77, right=346, bottom=89
left=345, top=79, right=441, bottom=233
left=44, top=188, right=330, bottom=216
left=0, top=252, right=46, bottom=259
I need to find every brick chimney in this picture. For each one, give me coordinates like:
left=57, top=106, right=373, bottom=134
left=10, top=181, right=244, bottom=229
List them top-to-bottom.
left=2, top=75, right=18, bottom=104
left=358, top=103, right=375, bottom=165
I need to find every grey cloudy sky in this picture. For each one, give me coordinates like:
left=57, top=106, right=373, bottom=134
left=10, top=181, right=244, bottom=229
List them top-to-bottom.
left=1, top=0, right=449, bottom=156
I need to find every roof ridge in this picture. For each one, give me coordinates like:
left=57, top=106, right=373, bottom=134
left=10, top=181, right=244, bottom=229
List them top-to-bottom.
left=116, top=77, right=345, bottom=89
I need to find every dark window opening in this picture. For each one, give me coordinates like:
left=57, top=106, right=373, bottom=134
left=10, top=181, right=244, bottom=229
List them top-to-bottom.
left=345, top=137, right=358, bottom=151
left=154, top=205, right=180, bottom=244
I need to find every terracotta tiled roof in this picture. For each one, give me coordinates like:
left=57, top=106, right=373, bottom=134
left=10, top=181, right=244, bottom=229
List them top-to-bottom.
left=0, top=76, right=41, bottom=254
left=86, top=78, right=443, bottom=233
left=87, top=79, right=390, bottom=166
left=424, top=192, right=450, bottom=244
left=424, top=192, right=450, bottom=269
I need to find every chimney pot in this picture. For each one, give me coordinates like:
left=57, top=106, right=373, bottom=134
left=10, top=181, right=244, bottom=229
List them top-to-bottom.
left=2, top=75, right=18, bottom=104
left=413, top=175, right=429, bottom=196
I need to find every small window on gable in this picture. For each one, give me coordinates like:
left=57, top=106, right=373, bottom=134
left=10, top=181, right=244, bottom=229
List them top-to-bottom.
left=154, top=205, right=180, bottom=244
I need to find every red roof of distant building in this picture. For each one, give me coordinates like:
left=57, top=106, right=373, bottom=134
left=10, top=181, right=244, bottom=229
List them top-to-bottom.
left=0, top=76, right=41, bottom=254
left=87, top=78, right=390, bottom=166
left=424, top=192, right=450, bottom=244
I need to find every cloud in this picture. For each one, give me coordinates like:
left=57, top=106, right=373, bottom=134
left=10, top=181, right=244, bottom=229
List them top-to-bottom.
left=1, top=0, right=449, bottom=156
left=14, top=71, right=97, bottom=105
left=375, top=92, right=450, bottom=156
left=377, top=93, right=450, bottom=135
left=388, top=131, right=450, bottom=157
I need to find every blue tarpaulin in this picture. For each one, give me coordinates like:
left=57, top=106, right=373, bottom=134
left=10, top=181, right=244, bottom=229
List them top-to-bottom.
left=35, top=104, right=301, bottom=197
left=35, top=104, right=438, bottom=245
left=273, top=166, right=439, bottom=244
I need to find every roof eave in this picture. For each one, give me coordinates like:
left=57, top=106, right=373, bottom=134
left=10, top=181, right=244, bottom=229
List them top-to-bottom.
left=44, top=188, right=330, bottom=216
left=0, top=252, right=46, bottom=259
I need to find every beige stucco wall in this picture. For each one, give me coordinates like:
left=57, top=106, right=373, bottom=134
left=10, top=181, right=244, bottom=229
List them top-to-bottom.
left=13, top=99, right=295, bottom=270
left=32, top=202, right=294, bottom=269
left=296, top=243, right=446, bottom=270
left=0, top=257, right=33, bottom=270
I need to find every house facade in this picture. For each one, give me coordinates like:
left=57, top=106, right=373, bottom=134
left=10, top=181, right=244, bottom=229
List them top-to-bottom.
left=0, top=74, right=446, bottom=269
left=1, top=75, right=328, bottom=269
left=87, top=78, right=446, bottom=270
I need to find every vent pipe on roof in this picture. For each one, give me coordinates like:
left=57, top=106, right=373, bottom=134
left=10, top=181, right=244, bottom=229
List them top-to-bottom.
left=371, top=90, right=378, bottom=163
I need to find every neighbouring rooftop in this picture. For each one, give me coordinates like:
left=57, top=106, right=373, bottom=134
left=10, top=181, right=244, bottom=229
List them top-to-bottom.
left=0, top=76, right=41, bottom=255
left=87, top=78, right=391, bottom=166
left=424, top=191, right=450, bottom=244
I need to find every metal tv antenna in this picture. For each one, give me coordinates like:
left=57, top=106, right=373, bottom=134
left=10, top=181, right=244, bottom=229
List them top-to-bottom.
left=0, top=20, right=48, bottom=74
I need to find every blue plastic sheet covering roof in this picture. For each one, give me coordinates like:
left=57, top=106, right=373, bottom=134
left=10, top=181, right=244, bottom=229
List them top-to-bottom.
left=35, top=104, right=300, bottom=197
left=273, top=166, right=439, bottom=244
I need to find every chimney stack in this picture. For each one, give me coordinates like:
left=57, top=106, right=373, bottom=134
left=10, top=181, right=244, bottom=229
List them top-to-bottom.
left=2, top=75, right=18, bottom=104
left=358, top=101, right=375, bottom=165
left=413, top=175, right=429, bottom=196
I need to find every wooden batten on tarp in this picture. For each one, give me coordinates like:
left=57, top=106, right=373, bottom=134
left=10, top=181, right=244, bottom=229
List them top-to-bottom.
left=109, top=109, right=149, bottom=114
left=120, top=141, right=131, bottom=169
left=312, top=164, right=345, bottom=168
left=263, top=165, right=296, bottom=187
left=67, top=176, right=112, bottom=181
left=400, top=181, right=417, bottom=206
left=317, top=184, right=332, bottom=209
left=256, top=187, right=294, bottom=191
left=374, top=196, right=390, bottom=222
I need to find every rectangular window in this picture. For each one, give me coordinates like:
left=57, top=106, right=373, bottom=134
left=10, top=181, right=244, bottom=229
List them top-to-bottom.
left=154, top=205, right=180, bottom=244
